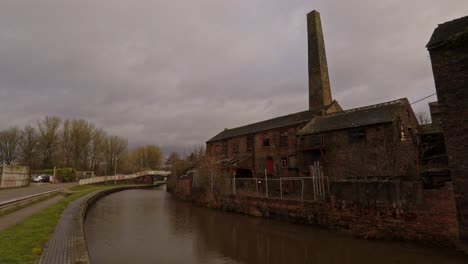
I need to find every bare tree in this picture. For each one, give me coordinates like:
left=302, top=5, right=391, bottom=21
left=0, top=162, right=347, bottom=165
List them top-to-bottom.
left=416, top=112, right=431, bottom=125
left=37, top=116, right=62, bottom=168
left=61, top=119, right=72, bottom=167
left=70, top=119, right=94, bottom=170
left=18, top=125, right=38, bottom=169
left=0, top=127, right=22, bottom=165
left=90, top=128, right=107, bottom=174
left=104, top=135, right=127, bottom=175
left=130, top=145, right=163, bottom=171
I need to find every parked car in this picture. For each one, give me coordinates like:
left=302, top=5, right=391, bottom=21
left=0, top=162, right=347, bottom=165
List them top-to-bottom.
left=32, top=174, right=51, bottom=183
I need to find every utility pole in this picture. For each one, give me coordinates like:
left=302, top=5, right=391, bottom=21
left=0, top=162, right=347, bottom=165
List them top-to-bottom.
left=114, top=157, right=118, bottom=185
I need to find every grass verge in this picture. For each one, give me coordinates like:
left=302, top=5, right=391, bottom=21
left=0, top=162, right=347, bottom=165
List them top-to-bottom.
left=0, top=186, right=109, bottom=264
left=0, top=194, right=61, bottom=218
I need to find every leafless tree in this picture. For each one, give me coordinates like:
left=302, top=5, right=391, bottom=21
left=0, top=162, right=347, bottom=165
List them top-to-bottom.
left=416, top=112, right=431, bottom=125
left=37, top=116, right=62, bottom=168
left=61, top=119, right=72, bottom=167
left=70, top=119, right=94, bottom=170
left=18, top=125, right=38, bottom=169
left=0, top=127, right=22, bottom=165
left=90, top=128, right=107, bottom=173
left=104, top=135, right=127, bottom=175
left=130, top=144, right=163, bottom=171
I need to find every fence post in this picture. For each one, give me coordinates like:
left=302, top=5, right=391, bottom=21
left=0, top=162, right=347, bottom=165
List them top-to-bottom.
left=311, top=165, right=316, bottom=201
left=320, top=165, right=325, bottom=200
left=280, top=177, right=283, bottom=199
left=232, top=178, right=236, bottom=195
left=256, top=178, right=259, bottom=196
left=301, top=178, right=304, bottom=200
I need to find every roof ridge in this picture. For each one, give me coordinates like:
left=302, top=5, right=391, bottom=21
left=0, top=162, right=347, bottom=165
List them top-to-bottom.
left=321, top=98, right=407, bottom=117
left=222, top=109, right=311, bottom=132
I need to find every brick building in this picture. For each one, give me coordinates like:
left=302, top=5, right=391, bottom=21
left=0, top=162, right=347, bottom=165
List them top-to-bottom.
left=206, top=10, right=419, bottom=180
left=426, top=15, right=468, bottom=241
left=298, top=98, right=419, bottom=178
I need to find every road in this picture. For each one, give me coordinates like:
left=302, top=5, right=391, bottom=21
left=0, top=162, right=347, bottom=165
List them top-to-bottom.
left=0, top=183, right=76, bottom=203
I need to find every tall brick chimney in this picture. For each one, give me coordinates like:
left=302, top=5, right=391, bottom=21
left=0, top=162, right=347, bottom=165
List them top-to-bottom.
left=307, top=10, right=332, bottom=110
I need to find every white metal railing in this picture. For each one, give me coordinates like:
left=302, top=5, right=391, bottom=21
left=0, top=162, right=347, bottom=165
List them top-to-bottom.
left=78, top=170, right=170, bottom=185
left=232, top=176, right=329, bottom=201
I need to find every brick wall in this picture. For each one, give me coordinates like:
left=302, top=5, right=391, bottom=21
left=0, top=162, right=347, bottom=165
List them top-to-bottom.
left=429, top=43, right=468, bottom=240
left=299, top=118, right=419, bottom=179
left=207, top=124, right=305, bottom=178
left=174, top=178, right=192, bottom=198
left=216, top=183, right=459, bottom=245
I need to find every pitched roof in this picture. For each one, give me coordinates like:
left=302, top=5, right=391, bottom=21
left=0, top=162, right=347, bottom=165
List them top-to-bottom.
left=427, top=15, right=468, bottom=49
left=298, top=98, right=409, bottom=135
left=207, top=102, right=339, bottom=143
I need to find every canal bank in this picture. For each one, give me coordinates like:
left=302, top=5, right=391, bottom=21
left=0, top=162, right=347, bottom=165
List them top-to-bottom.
left=170, top=179, right=468, bottom=254
left=38, top=184, right=161, bottom=264
left=84, top=187, right=468, bottom=264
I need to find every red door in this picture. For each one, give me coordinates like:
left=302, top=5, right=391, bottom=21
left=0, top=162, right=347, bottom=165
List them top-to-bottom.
left=266, top=158, right=274, bottom=175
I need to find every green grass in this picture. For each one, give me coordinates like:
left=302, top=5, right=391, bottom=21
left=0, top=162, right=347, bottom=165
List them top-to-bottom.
left=0, top=186, right=109, bottom=264
left=0, top=194, right=60, bottom=218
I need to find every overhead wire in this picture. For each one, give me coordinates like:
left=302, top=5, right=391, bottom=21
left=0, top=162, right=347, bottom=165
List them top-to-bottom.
left=410, top=93, right=437, bottom=105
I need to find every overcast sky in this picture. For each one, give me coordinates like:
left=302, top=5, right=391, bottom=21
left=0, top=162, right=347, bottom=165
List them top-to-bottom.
left=0, top=0, right=467, bottom=154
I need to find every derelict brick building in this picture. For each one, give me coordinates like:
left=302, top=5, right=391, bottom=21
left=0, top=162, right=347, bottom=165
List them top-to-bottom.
left=206, top=10, right=419, bottom=179
left=426, top=15, right=468, bottom=241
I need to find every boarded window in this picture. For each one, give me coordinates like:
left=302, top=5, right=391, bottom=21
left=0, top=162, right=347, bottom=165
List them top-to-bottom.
left=348, top=128, right=366, bottom=143
left=280, top=131, right=288, bottom=147
left=246, top=135, right=254, bottom=151
left=263, top=135, right=270, bottom=147
left=289, top=155, right=297, bottom=168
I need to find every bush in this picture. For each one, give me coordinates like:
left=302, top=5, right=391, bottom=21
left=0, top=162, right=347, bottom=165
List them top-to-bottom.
left=40, top=167, right=77, bottom=182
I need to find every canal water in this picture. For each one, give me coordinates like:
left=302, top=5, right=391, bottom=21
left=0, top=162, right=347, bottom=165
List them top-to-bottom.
left=85, top=187, right=468, bottom=264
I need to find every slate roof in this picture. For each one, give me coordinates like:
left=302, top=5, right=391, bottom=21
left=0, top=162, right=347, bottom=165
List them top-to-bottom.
left=427, top=15, right=468, bottom=49
left=298, top=98, right=409, bottom=135
left=207, top=102, right=339, bottom=143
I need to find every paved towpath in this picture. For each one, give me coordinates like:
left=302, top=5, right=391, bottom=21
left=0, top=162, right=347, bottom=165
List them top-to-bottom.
left=0, top=183, right=75, bottom=202
left=39, top=191, right=97, bottom=264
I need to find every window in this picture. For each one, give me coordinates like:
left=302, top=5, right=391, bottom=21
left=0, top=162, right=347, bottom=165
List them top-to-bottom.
left=400, top=124, right=406, bottom=141
left=407, top=127, right=414, bottom=142
left=348, top=128, right=366, bottom=143
left=280, top=131, right=288, bottom=147
left=246, top=135, right=254, bottom=151
left=263, top=135, right=270, bottom=147
left=232, top=139, right=239, bottom=153
left=221, top=142, right=227, bottom=156
left=289, top=155, right=297, bottom=168
left=281, top=157, right=288, bottom=168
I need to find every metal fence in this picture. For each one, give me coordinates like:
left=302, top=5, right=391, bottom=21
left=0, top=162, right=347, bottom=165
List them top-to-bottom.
left=78, top=170, right=170, bottom=185
left=232, top=176, right=329, bottom=201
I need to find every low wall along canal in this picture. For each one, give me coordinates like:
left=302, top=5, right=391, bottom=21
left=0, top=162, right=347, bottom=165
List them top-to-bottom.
left=84, top=186, right=467, bottom=264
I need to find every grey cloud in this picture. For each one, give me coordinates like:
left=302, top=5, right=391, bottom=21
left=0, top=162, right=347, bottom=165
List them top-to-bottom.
left=0, top=0, right=467, bottom=152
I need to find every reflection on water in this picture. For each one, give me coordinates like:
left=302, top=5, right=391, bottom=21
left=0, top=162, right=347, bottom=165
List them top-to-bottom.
left=85, top=187, right=467, bottom=264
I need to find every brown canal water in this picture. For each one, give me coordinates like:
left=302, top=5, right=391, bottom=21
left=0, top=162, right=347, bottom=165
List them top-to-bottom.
left=85, top=187, right=468, bottom=264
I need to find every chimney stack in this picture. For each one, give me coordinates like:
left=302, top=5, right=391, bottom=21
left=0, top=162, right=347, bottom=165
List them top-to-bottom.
left=307, top=10, right=332, bottom=110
